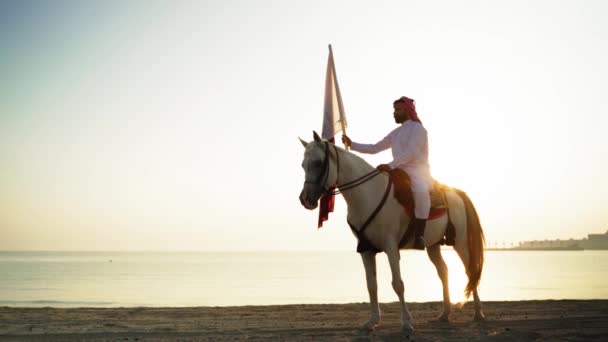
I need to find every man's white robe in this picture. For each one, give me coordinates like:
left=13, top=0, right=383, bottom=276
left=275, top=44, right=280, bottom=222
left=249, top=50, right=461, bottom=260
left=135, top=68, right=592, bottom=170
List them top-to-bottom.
left=350, top=120, right=432, bottom=219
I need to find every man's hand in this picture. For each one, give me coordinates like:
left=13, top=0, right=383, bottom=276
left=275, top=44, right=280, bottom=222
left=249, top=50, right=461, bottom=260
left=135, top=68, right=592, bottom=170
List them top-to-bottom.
left=341, top=135, right=351, bottom=148
left=376, top=164, right=391, bottom=172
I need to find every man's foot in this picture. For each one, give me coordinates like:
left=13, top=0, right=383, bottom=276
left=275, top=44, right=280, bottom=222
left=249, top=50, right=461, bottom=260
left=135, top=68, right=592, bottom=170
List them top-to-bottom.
left=413, top=236, right=425, bottom=250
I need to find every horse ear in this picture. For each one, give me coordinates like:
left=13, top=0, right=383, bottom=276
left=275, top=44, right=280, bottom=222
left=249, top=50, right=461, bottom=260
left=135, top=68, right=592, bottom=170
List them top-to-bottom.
left=313, top=130, right=322, bottom=143
left=299, top=137, right=308, bottom=148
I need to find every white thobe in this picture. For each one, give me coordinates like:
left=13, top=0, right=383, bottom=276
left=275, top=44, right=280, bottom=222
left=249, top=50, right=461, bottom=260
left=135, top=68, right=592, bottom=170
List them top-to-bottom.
left=350, top=120, right=432, bottom=219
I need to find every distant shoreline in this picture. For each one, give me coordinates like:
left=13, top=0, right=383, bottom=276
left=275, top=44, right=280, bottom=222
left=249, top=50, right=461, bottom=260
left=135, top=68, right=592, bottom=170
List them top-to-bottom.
left=485, top=247, right=586, bottom=251
left=2, top=249, right=607, bottom=253
left=1, top=300, right=607, bottom=341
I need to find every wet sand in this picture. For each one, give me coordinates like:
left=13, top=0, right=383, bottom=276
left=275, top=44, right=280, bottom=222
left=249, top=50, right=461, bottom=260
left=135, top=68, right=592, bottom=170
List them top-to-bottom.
left=1, top=300, right=607, bottom=341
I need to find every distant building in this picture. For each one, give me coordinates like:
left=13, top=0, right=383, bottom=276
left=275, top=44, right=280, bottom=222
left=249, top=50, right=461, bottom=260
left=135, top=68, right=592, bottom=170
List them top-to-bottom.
left=516, top=230, right=608, bottom=250
left=582, top=230, right=608, bottom=250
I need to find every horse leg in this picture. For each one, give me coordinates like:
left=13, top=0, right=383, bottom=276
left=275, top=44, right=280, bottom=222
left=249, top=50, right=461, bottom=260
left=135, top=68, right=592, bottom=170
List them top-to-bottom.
left=454, top=243, right=485, bottom=321
left=426, top=244, right=451, bottom=321
left=385, top=246, right=414, bottom=334
left=360, top=251, right=381, bottom=330
left=472, top=288, right=485, bottom=321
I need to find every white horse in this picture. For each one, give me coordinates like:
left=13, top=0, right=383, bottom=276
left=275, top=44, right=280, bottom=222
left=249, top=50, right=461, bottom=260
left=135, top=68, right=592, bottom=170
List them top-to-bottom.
left=299, top=131, right=485, bottom=334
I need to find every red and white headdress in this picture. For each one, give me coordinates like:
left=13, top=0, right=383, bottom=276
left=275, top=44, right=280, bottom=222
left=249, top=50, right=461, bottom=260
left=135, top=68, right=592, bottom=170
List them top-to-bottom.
left=394, top=96, right=421, bottom=124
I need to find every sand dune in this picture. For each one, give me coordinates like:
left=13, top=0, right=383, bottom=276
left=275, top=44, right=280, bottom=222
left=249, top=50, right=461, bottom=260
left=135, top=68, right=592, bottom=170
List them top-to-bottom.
left=1, top=300, right=607, bottom=341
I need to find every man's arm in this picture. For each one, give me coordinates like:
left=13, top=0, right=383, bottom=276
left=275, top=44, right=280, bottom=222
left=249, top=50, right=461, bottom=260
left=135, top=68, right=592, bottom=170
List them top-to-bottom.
left=346, top=133, right=392, bottom=154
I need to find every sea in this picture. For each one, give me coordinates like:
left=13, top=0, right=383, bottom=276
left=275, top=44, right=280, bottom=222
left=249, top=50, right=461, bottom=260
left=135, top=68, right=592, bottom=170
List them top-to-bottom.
left=1, top=250, right=607, bottom=308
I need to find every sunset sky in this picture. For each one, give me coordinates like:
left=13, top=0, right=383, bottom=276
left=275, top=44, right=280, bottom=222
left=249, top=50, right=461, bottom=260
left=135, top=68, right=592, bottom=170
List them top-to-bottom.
left=1, top=0, right=607, bottom=251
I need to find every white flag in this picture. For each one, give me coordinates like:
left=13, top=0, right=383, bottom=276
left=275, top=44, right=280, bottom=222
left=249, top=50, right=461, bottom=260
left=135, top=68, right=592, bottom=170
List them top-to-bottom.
left=321, top=45, right=347, bottom=141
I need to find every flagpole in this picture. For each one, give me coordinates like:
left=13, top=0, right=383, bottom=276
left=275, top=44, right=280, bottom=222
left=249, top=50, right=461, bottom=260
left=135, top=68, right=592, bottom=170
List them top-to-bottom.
left=328, top=44, right=349, bottom=150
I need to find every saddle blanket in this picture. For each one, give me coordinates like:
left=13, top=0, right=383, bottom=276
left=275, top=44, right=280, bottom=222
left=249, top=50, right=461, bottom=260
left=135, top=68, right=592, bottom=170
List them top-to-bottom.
left=389, top=169, right=449, bottom=220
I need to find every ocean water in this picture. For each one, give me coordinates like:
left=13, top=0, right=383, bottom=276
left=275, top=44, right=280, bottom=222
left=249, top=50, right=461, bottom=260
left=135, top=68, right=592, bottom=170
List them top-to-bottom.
left=1, top=250, right=607, bottom=307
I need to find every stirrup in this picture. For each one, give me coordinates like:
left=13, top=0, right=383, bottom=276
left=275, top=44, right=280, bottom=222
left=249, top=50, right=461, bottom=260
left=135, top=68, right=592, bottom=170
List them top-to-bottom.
left=413, top=236, right=425, bottom=250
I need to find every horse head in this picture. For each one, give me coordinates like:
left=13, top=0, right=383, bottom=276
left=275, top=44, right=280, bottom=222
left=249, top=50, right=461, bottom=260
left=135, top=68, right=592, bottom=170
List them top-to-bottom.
left=299, top=131, right=336, bottom=210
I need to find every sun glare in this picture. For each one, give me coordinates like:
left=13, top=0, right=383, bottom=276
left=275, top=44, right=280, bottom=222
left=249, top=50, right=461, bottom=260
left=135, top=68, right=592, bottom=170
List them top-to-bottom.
left=443, top=250, right=471, bottom=304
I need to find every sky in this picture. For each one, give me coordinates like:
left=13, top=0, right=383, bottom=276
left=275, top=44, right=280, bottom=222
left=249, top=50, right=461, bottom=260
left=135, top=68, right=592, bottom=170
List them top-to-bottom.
left=1, top=0, right=607, bottom=251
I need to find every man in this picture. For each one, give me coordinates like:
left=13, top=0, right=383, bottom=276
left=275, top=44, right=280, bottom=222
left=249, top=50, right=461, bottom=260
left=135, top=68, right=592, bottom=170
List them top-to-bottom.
left=342, top=96, right=432, bottom=250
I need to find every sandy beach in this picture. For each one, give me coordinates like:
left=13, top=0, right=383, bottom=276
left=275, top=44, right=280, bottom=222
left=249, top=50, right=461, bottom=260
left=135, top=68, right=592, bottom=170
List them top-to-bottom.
left=1, top=300, right=607, bottom=341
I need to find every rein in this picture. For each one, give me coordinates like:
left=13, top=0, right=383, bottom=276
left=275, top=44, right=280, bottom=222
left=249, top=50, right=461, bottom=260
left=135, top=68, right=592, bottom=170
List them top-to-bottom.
left=307, top=141, right=391, bottom=235
left=307, top=142, right=382, bottom=196
left=322, top=142, right=392, bottom=238
left=330, top=143, right=382, bottom=195
left=331, top=168, right=382, bottom=195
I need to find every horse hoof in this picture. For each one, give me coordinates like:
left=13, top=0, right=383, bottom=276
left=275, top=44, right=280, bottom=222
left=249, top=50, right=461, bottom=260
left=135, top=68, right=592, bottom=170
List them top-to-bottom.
left=474, top=311, right=486, bottom=321
left=432, top=313, right=450, bottom=322
left=361, top=319, right=380, bottom=331
left=402, top=323, right=414, bottom=334
left=402, top=324, right=415, bottom=341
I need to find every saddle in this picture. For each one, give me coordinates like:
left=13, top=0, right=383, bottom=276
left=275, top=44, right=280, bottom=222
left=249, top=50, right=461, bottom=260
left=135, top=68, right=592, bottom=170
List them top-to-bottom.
left=389, top=169, right=456, bottom=246
left=389, top=169, right=447, bottom=218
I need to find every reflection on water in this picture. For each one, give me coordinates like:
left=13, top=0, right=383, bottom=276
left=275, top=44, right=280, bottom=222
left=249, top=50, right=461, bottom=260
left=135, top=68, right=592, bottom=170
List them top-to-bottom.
left=1, top=250, right=606, bottom=307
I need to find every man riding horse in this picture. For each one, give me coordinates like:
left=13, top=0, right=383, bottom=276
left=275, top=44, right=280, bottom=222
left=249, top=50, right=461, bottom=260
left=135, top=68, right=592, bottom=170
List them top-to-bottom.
left=342, top=96, right=431, bottom=250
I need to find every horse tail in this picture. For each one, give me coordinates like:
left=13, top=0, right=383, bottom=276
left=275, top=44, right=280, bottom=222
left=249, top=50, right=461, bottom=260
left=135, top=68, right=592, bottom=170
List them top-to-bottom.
left=455, top=189, right=485, bottom=299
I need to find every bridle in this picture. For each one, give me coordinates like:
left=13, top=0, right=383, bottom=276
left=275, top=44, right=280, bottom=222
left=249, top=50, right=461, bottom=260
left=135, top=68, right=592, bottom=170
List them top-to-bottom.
left=304, top=141, right=382, bottom=196
left=304, top=141, right=393, bottom=236
left=304, top=142, right=332, bottom=192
